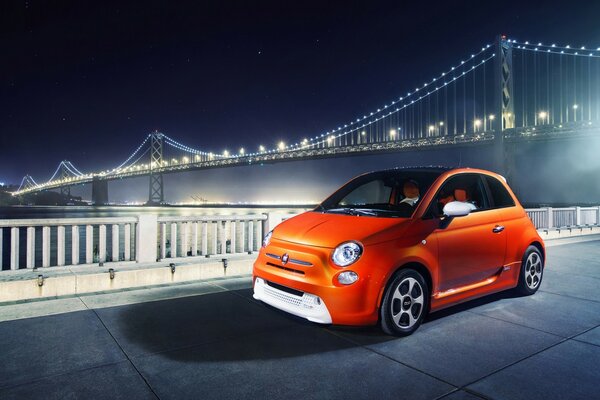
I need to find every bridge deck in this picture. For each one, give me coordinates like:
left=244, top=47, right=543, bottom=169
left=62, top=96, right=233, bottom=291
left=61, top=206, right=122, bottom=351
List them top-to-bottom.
left=0, top=240, right=599, bottom=399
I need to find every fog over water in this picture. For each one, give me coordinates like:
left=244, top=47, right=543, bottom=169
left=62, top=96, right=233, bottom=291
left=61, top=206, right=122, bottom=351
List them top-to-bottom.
left=62, top=134, right=600, bottom=206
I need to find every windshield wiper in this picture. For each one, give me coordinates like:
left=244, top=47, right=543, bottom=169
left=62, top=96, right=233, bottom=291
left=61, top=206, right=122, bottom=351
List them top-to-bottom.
left=324, top=207, right=377, bottom=216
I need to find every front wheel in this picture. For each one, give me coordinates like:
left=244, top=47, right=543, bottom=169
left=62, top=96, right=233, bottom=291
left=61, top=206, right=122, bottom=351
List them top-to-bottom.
left=515, top=245, right=544, bottom=296
left=380, top=269, right=429, bottom=336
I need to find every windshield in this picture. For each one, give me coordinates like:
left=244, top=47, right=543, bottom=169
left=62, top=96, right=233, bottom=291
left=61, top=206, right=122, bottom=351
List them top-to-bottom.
left=317, top=170, right=443, bottom=218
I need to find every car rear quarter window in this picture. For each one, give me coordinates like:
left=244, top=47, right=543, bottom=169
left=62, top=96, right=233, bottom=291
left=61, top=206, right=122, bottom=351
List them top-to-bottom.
left=485, top=176, right=516, bottom=208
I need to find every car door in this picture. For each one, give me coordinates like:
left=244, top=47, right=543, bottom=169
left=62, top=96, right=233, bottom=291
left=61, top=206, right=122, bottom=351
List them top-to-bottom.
left=433, top=174, right=507, bottom=292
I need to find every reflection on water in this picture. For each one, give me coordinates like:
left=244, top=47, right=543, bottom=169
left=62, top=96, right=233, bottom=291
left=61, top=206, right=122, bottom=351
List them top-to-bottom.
left=0, top=205, right=310, bottom=220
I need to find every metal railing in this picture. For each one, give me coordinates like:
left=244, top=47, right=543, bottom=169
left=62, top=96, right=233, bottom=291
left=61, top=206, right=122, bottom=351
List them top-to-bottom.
left=525, top=206, right=600, bottom=229
left=2, top=207, right=599, bottom=272
left=0, top=212, right=286, bottom=271
left=156, top=215, right=266, bottom=260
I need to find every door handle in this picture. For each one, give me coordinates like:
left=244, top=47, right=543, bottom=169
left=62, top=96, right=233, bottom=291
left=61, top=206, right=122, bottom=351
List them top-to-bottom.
left=493, top=225, right=505, bottom=233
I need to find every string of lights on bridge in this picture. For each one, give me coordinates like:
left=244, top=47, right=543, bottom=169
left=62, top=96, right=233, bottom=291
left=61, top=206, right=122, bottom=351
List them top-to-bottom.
left=13, top=36, right=600, bottom=195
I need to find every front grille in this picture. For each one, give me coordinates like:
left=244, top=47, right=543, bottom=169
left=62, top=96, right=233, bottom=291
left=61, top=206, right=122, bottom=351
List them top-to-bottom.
left=266, top=252, right=313, bottom=267
left=266, top=262, right=305, bottom=275
left=260, top=279, right=321, bottom=310
left=266, top=280, right=304, bottom=296
left=263, top=282, right=303, bottom=307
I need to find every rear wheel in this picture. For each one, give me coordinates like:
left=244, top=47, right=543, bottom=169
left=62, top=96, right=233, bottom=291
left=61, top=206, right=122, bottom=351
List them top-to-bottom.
left=515, top=245, right=544, bottom=296
left=380, top=269, right=429, bottom=336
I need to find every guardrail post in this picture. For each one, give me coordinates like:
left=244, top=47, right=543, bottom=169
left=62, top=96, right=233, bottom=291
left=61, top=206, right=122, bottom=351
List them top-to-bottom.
left=575, top=206, right=582, bottom=226
left=597, top=206, right=600, bottom=225
left=546, top=207, right=553, bottom=229
left=263, top=212, right=286, bottom=235
left=136, top=214, right=158, bottom=263
left=220, top=221, right=226, bottom=255
left=230, top=221, right=236, bottom=254
left=239, top=221, right=245, bottom=252
left=247, top=221, right=254, bottom=254
left=181, top=222, right=189, bottom=256
left=192, top=222, right=198, bottom=256
left=201, top=222, right=208, bottom=256
left=211, top=222, right=218, bottom=255
left=124, top=223, right=132, bottom=261
left=159, top=223, right=167, bottom=260
left=170, top=223, right=177, bottom=258
left=112, top=224, right=119, bottom=262
left=72, top=225, right=79, bottom=265
left=86, top=225, right=93, bottom=264
left=99, top=225, right=107, bottom=263
left=42, top=226, right=50, bottom=267
left=57, top=226, right=65, bottom=266
left=10, top=227, right=19, bottom=270
left=26, top=227, right=35, bottom=268
left=0, top=228, right=3, bottom=269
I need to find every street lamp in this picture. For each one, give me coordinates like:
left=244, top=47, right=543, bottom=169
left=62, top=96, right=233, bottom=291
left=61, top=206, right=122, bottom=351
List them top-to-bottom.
left=538, top=111, right=548, bottom=125
left=474, top=119, right=482, bottom=132
left=428, top=125, right=435, bottom=136
left=389, top=129, right=396, bottom=140
left=278, top=141, right=285, bottom=151
left=259, top=145, right=265, bottom=152
left=239, top=148, right=245, bottom=155
left=223, top=150, right=229, bottom=157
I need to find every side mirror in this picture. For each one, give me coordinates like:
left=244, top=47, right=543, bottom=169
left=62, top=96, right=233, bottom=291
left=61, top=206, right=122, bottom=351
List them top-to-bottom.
left=443, top=201, right=472, bottom=218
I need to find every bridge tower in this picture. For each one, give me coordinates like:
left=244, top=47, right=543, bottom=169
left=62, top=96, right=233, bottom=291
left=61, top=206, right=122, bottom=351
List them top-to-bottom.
left=493, top=35, right=515, bottom=178
left=148, top=131, right=164, bottom=205
left=59, top=161, right=71, bottom=198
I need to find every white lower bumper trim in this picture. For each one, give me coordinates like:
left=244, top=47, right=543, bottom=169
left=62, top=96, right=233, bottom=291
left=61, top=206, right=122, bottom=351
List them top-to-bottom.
left=253, top=277, right=333, bottom=324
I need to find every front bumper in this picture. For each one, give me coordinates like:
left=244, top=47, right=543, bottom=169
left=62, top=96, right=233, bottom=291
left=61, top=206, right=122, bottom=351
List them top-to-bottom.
left=253, top=277, right=333, bottom=324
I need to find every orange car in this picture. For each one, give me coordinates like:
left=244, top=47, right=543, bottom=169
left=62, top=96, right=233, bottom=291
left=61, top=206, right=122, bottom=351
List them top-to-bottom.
left=253, top=167, right=545, bottom=336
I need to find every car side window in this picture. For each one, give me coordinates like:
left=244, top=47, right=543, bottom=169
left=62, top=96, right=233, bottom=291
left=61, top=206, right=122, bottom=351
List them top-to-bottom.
left=432, top=174, right=490, bottom=215
left=485, top=176, right=516, bottom=208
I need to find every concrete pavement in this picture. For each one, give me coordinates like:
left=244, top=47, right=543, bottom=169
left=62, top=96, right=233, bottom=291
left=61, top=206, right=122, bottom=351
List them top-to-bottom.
left=1, top=240, right=599, bottom=399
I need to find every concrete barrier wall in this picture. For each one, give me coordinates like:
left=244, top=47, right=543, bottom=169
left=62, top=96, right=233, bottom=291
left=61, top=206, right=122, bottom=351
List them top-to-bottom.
left=0, top=256, right=254, bottom=303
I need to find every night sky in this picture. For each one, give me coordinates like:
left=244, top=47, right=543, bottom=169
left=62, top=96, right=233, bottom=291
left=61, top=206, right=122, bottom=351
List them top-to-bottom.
left=1, top=1, right=600, bottom=202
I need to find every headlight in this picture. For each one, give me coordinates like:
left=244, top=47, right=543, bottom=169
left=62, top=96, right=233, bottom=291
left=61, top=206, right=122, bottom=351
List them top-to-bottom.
left=262, top=230, right=273, bottom=248
left=331, top=241, right=363, bottom=267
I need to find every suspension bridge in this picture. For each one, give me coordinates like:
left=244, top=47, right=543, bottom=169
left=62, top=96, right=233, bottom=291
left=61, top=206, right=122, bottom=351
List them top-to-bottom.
left=12, top=35, right=600, bottom=204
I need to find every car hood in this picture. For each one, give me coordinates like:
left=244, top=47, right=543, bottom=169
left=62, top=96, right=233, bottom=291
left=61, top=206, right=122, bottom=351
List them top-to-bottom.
left=272, top=211, right=409, bottom=248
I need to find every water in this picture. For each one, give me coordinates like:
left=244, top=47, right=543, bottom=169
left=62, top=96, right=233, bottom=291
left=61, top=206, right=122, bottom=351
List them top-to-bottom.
left=0, top=205, right=309, bottom=270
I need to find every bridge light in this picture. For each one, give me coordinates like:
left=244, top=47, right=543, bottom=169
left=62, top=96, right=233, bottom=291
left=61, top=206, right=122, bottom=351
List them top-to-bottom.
left=573, top=104, right=578, bottom=109
left=538, top=111, right=548, bottom=122
left=489, top=114, right=495, bottom=121
left=474, top=119, right=482, bottom=130
left=439, top=121, right=444, bottom=126
left=428, top=125, right=435, bottom=133
left=389, top=129, right=396, bottom=137
left=361, top=131, right=366, bottom=136
left=278, top=141, right=285, bottom=151
left=259, top=145, right=265, bottom=152
left=239, top=148, right=245, bottom=155
left=223, top=150, right=229, bottom=157
left=195, top=155, right=200, bottom=161
left=182, top=157, right=189, bottom=163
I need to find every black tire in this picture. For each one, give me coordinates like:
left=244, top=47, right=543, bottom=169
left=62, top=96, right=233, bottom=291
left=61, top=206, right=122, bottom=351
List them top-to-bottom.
left=515, top=245, right=544, bottom=296
left=380, top=269, right=429, bottom=336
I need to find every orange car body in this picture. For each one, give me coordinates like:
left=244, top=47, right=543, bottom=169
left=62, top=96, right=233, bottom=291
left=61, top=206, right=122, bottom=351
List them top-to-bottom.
left=253, top=167, right=544, bottom=326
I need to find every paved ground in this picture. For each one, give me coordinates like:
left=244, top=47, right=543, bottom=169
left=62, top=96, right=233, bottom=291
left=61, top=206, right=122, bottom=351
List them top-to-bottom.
left=1, top=240, right=599, bottom=400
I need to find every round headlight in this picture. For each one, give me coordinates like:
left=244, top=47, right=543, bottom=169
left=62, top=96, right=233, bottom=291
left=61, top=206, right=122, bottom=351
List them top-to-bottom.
left=262, top=230, right=273, bottom=248
left=331, top=241, right=363, bottom=267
